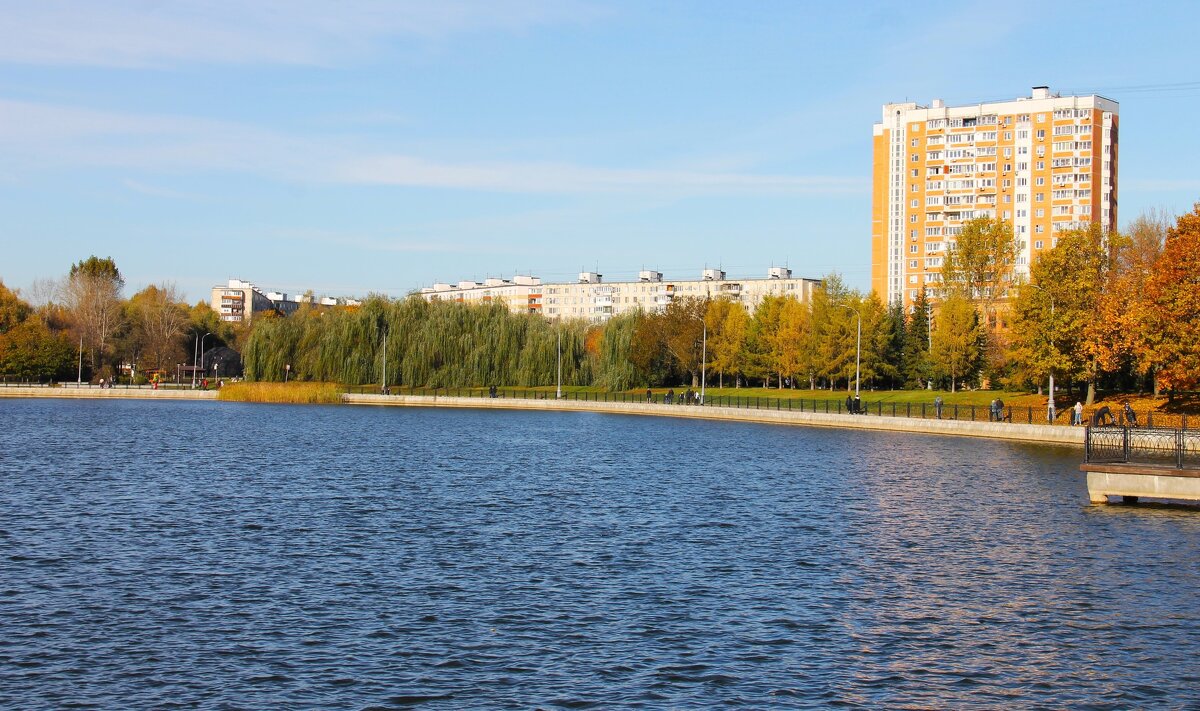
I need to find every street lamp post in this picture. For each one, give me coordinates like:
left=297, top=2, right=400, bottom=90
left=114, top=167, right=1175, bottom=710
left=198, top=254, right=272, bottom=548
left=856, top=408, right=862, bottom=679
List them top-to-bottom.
left=688, top=310, right=708, bottom=405
left=556, top=328, right=562, bottom=399
left=199, top=332, right=211, bottom=387
left=77, top=334, right=83, bottom=385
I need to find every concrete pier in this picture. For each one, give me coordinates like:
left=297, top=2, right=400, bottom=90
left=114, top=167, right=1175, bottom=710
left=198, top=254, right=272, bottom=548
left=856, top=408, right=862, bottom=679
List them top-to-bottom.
left=1082, top=464, right=1200, bottom=504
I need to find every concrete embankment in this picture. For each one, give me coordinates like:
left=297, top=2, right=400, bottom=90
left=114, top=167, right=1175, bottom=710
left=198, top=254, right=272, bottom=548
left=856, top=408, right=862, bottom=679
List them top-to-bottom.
left=0, top=386, right=217, bottom=401
left=0, top=386, right=1082, bottom=445
left=342, top=393, right=1084, bottom=446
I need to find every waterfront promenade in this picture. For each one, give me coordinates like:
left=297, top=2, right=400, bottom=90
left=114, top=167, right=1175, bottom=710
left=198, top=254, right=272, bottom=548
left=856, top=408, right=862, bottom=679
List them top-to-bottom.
left=0, top=385, right=1082, bottom=445
left=343, top=393, right=1083, bottom=446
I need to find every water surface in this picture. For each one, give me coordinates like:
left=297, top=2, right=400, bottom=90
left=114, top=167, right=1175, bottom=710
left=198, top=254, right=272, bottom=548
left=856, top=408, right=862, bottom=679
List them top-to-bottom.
left=2, top=399, right=1199, bottom=708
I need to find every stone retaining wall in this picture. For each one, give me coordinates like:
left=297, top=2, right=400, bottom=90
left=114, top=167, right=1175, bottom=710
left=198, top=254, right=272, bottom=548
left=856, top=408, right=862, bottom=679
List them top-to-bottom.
left=0, top=386, right=218, bottom=401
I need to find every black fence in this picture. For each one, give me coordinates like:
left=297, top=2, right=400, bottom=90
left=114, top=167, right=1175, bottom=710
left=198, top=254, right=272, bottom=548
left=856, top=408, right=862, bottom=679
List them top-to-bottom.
left=343, top=385, right=1194, bottom=431
left=1085, top=426, right=1200, bottom=469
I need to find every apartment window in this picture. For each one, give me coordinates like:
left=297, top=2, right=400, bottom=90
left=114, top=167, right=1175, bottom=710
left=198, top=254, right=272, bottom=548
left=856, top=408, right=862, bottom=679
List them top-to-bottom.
left=1036, top=113, right=1045, bottom=123
left=1036, top=129, right=1045, bottom=139
left=1017, top=130, right=1029, bottom=139
left=1004, top=131, right=1013, bottom=140
left=911, top=138, right=919, bottom=147
left=1004, top=148, right=1013, bottom=158
left=911, top=154, right=918, bottom=162
left=1036, top=161, right=1045, bottom=170
left=1017, top=162, right=1029, bottom=171
left=911, top=169, right=919, bottom=177
left=1016, top=177, right=1028, bottom=186
left=1035, top=177, right=1045, bottom=186
left=1003, top=179, right=1012, bottom=188
left=911, top=184, right=918, bottom=192
left=1035, top=192, right=1044, bottom=202
left=1016, top=194, right=1026, bottom=203
left=1004, top=195, right=1012, bottom=203
left=911, top=199, right=919, bottom=208
left=1035, top=208, right=1044, bottom=217
left=1017, top=209, right=1027, bottom=218
left=1003, top=210, right=1011, bottom=219
left=910, top=214, right=917, bottom=223
left=911, top=229, right=918, bottom=238
left=910, top=244, right=918, bottom=253
left=909, top=260, right=919, bottom=269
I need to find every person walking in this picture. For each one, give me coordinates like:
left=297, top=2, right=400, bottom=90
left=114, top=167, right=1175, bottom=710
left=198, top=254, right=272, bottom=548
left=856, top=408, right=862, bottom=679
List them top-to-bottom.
left=646, top=387, right=652, bottom=403
left=934, top=395, right=943, bottom=419
left=997, top=398, right=1006, bottom=422
left=1047, top=398, right=1056, bottom=424
left=1072, top=401, right=1083, bottom=426
left=1123, top=401, right=1139, bottom=427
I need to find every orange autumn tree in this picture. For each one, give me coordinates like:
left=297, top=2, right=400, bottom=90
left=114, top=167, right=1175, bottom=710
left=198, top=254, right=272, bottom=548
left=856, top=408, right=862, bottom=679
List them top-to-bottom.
left=1141, top=204, right=1200, bottom=389
left=1089, top=210, right=1170, bottom=392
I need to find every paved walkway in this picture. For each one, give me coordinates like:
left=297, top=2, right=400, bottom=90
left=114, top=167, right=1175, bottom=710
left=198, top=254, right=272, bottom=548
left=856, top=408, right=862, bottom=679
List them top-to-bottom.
left=342, top=393, right=1085, bottom=446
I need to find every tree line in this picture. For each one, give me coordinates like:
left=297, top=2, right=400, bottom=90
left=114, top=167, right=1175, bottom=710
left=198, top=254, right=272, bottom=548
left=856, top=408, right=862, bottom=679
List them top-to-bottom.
left=5, top=204, right=1197, bottom=394
left=239, top=205, right=1200, bottom=397
left=0, top=257, right=242, bottom=383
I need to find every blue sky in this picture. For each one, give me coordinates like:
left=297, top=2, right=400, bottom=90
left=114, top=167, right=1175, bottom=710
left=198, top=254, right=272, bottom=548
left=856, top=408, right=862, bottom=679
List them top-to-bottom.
left=2, top=0, right=1198, bottom=302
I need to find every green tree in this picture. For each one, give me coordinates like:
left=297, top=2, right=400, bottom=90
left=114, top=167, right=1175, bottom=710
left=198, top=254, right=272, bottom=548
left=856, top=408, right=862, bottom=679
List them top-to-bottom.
left=902, top=288, right=933, bottom=388
left=931, top=294, right=983, bottom=392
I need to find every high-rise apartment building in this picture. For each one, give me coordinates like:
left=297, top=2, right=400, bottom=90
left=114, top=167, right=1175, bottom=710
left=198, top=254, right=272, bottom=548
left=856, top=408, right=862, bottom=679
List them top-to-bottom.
left=871, top=86, right=1118, bottom=308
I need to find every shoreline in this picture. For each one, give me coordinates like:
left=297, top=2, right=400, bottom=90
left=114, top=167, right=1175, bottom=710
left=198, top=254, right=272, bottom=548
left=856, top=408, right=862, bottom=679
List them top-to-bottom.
left=0, top=386, right=1082, bottom=445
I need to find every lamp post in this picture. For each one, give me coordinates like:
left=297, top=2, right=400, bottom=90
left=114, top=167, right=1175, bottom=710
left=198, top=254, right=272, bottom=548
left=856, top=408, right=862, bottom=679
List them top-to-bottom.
left=1028, top=283, right=1056, bottom=422
left=837, top=304, right=862, bottom=399
left=689, top=309, right=708, bottom=405
left=556, top=327, right=562, bottom=399
left=199, top=332, right=211, bottom=387
left=77, top=333, right=83, bottom=385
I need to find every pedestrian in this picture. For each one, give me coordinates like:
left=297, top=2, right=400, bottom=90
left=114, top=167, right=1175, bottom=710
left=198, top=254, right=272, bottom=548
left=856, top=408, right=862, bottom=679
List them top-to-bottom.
left=646, top=387, right=652, bottom=403
left=666, top=388, right=674, bottom=405
left=846, top=394, right=853, bottom=414
left=934, top=395, right=943, bottom=419
left=989, top=398, right=998, bottom=422
left=997, top=398, right=1006, bottom=422
left=1047, top=398, right=1056, bottom=423
left=1072, top=401, right=1083, bottom=426
left=1123, top=401, right=1139, bottom=427
left=1093, top=405, right=1113, bottom=426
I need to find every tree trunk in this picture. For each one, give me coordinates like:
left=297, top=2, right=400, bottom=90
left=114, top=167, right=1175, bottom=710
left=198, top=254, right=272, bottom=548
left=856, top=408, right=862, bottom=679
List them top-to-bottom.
left=1085, top=380, right=1096, bottom=407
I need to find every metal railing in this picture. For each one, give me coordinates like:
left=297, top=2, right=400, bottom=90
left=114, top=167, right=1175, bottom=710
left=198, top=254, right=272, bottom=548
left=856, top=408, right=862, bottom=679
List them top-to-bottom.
left=1085, top=426, right=1200, bottom=470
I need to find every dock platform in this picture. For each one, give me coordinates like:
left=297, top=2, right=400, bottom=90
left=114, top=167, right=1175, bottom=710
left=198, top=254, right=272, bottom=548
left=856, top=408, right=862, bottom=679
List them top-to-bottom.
left=1082, top=426, right=1200, bottom=504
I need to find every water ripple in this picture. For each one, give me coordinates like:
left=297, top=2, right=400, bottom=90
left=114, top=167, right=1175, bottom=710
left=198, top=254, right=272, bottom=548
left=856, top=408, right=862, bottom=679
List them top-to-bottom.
left=2, top=399, right=1199, bottom=708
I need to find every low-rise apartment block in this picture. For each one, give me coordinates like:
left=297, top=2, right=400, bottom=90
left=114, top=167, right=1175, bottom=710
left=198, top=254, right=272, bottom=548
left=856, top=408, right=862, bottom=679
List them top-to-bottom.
left=420, top=267, right=821, bottom=321
left=211, top=278, right=361, bottom=322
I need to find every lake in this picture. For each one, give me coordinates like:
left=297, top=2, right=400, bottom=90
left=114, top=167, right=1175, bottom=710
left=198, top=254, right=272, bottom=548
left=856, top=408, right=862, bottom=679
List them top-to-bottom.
left=2, top=398, right=1199, bottom=708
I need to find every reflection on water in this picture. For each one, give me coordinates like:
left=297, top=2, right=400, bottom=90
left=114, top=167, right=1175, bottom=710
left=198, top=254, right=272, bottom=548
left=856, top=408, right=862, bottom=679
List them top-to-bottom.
left=2, top=399, right=1199, bottom=708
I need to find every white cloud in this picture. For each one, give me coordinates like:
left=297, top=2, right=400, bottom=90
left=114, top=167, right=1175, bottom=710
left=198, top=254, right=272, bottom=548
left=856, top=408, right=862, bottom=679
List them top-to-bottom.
left=0, top=0, right=602, bottom=67
left=0, top=98, right=867, bottom=196
left=333, top=154, right=867, bottom=195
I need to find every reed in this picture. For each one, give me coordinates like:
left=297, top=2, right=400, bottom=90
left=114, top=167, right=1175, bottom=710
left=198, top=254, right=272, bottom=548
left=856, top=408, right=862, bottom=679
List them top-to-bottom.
left=217, top=381, right=344, bottom=404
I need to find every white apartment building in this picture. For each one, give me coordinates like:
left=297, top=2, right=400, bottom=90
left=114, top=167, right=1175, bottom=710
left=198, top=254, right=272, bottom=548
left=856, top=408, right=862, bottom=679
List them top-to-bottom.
left=420, top=267, right=821, bottom=321
left=210, top=278, right=362, bottom=323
